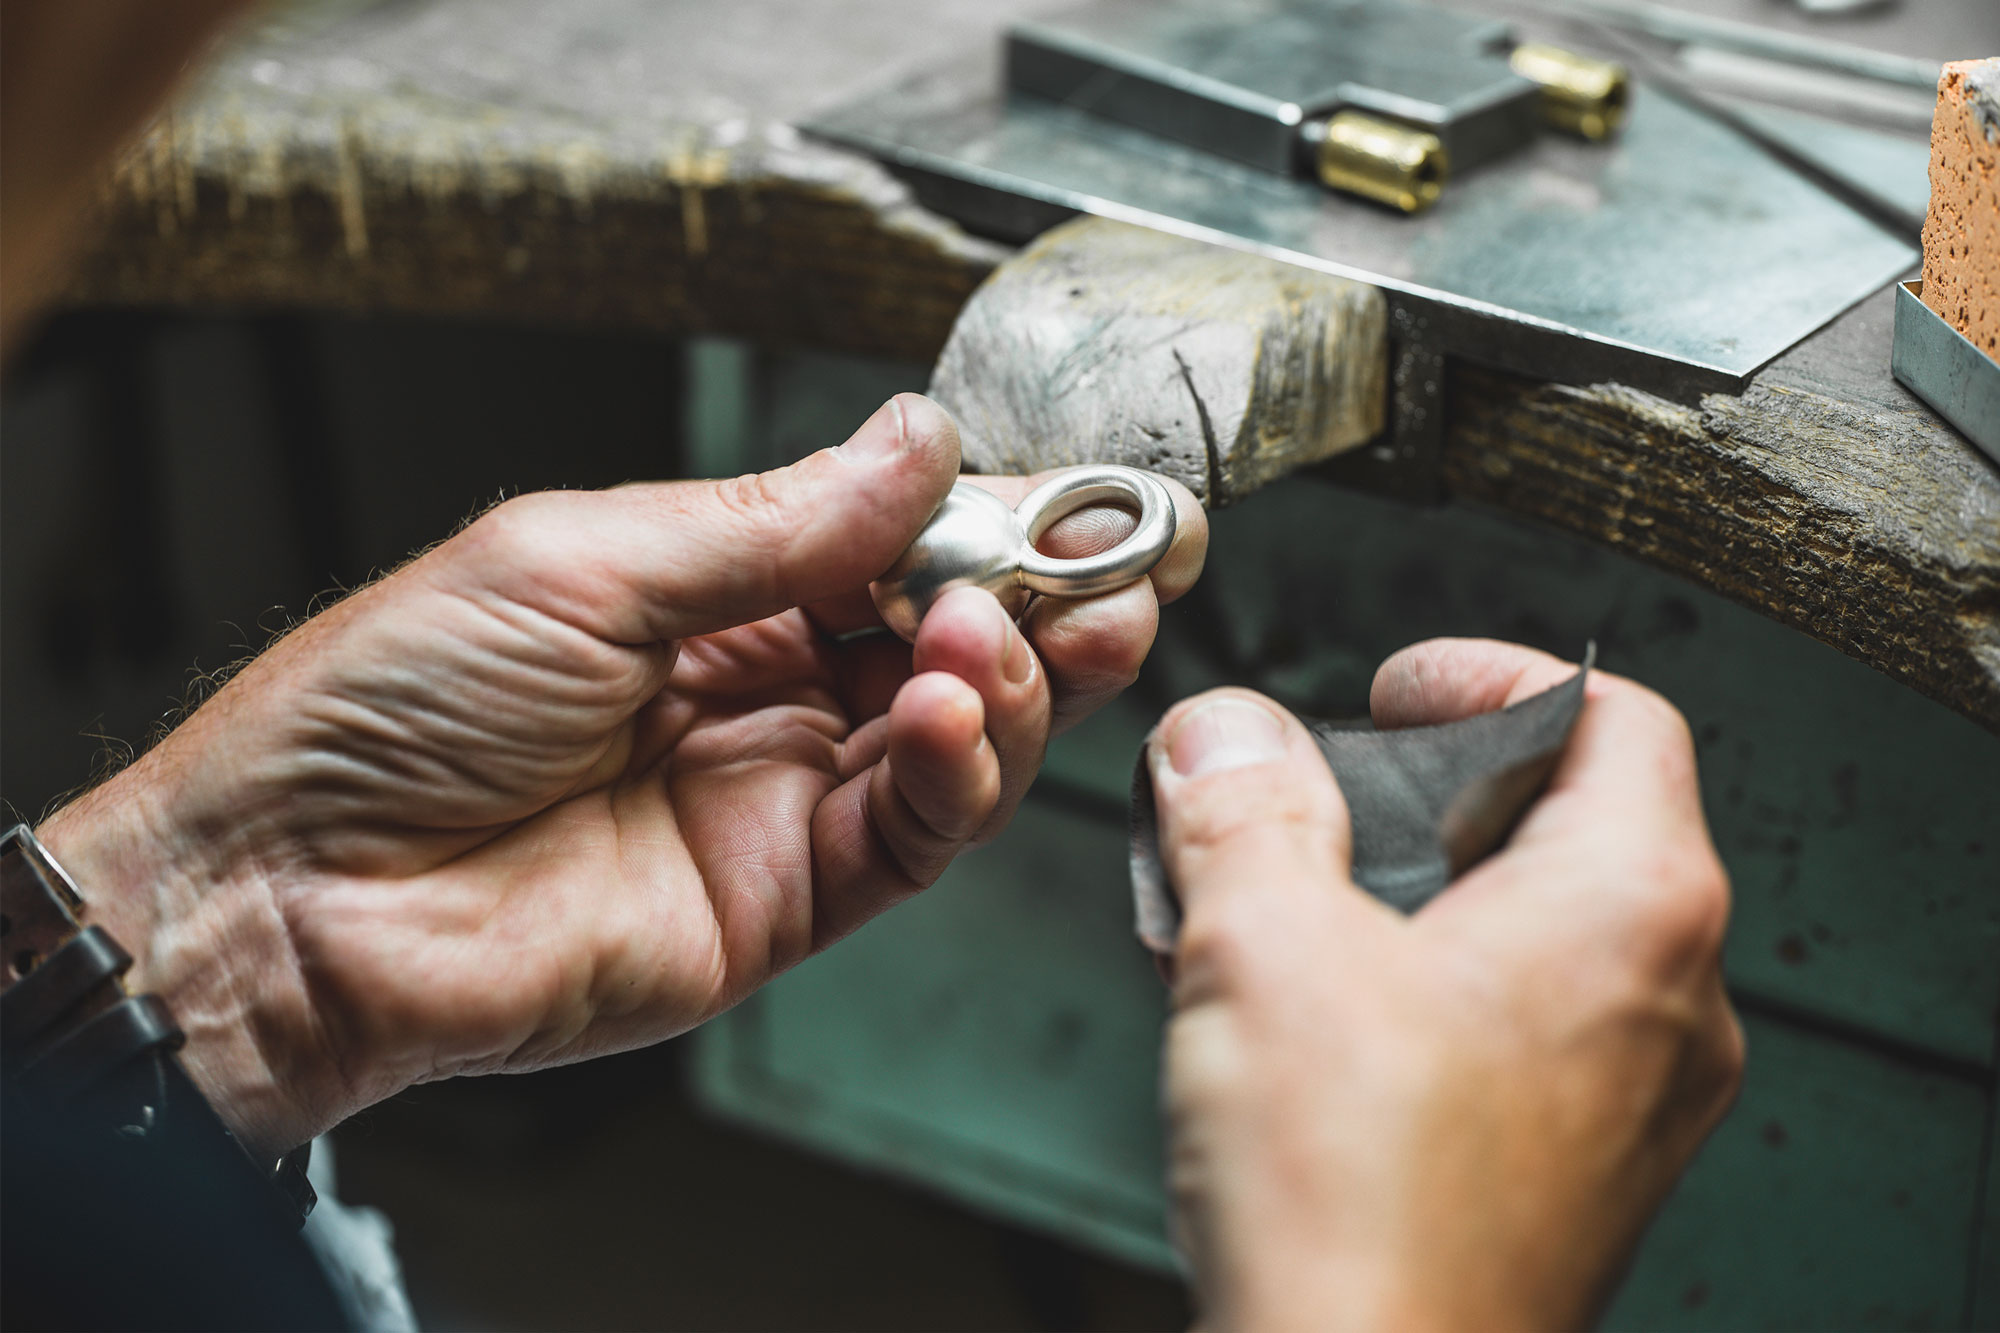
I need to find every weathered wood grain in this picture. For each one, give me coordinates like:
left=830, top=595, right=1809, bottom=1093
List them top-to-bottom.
left=65, top=0, right=1020, bottom=360
left=76, top=116, right=992, bottom=362
left=932, top=218, right=1387, bottom=506
left=1444, top=285, right=2000, bottom=733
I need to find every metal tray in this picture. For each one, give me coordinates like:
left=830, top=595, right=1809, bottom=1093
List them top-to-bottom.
left=1892, top=280, right=2000, bottom=466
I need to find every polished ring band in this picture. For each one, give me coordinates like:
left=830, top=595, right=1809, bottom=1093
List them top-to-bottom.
left=1015, top=465, right=1178, bottom=597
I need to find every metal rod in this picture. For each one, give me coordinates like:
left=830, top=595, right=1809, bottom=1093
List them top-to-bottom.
left=1538, top=0, right=1944, bottom=90
left=1575, top=19, right=1926, bottom=243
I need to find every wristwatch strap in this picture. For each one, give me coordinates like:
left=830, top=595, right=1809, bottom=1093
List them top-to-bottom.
left=1, top=823, right=316, bottom=1225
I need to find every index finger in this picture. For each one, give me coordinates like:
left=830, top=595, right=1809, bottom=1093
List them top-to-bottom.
left=970, top=469, right=1207, bottom=734
left=1371, top=636, right=1705, bottom=861
left=1369, top=637, right=1583, bottom=730
left=1402, top=643, right=1724, bottom=955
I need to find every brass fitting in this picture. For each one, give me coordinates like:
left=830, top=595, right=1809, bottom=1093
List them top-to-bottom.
left=1509, top=43, right=1631, bottom=141
left=1312, top=110, right=1450, bottom=214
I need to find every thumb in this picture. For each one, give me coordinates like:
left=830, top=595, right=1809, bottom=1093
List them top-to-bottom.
left=443, top=392, right=960, bottom=644
left=1148, top=689, right=1391, bottom=993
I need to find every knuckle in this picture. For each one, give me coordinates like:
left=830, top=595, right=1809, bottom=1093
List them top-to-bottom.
left=710, top=467, right=789, bottom=523
left=701, top=469, right=805, bottom=581
left=463, top=490, right=567, bottom=560
left=449, top=492, right=597, bottom=595
left=1034, top=591, right=1156, bottom=688
left=1099, top=616, right=1153, bottom=687
left=1064, top=656, right=1144, bottom=712
left=1608, top=675, right=1702, bottom=782
left=1648, top=703, right=1700, bottom=786
left=1172, top=799, right=1262, bottom=858
left=1612, top=838, right=1732, bottom=993
left=1659, top=849, right=1732, bottom=956
left=1173, top=874, right=1327, bottom=1008
left=1175, top=905, right=1266, bottom=998
left=1164, top=1005, right=1251, bottom=1114
left=1712, top=1005, right=1748, bottom=1094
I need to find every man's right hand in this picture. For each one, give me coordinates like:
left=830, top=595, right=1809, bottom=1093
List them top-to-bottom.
left=1146, top=638, right=1744, bottom=1333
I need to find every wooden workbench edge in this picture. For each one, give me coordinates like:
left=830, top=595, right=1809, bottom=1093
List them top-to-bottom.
left=66, top=100, right=1000, bottom=362
left=1447, top=368, right=2000, bottom=734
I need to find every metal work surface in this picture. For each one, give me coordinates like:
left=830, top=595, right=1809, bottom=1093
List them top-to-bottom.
left=807, top=43, right=1916, bottom=395
left=1722, top=99, right=1931, bottom=231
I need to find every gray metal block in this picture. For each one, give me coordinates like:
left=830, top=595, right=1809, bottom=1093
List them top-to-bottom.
left=1007, top=0, right=1539, bottom=175
left=808, top=47, right=1916, bottom=396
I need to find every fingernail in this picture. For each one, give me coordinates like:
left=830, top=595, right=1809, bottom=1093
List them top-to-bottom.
left=838, top=393, right=946, bottom=465
left=894, top=393, right=950, bottom=449
left=834, top=399, right=904, bottom=463
left=967, top=591, right=1021, bottom=681
left=1165, top=698, right=1287, bottom=777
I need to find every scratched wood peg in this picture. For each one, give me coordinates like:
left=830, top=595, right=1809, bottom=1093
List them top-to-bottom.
left=927, top=215, right=1389, bottom=508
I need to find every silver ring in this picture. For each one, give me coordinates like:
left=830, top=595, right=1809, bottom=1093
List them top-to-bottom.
left=867, top=464, right=1179, bottom=641
left=1014, top=465, right=1177, bottom=597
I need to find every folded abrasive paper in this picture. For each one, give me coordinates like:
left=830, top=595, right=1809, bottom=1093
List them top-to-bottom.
left=1130, top=648, right=1593, bottom=952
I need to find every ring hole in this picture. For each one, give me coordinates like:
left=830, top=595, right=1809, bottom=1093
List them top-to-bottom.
left=1014, top=467, right=1175, bottom=598
left=1031, top=501, right=1141, bottom=560
left=12, top=949, right=40, bottom=977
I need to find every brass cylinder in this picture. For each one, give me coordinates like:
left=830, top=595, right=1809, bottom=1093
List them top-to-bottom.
left=1509, top=43, right=1631, bottom=141
left=1313, top=110, right=1449, bottom=214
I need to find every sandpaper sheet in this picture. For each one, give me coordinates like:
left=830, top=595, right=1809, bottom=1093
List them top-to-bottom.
left=1130, top=648, right=1592, bottom=952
